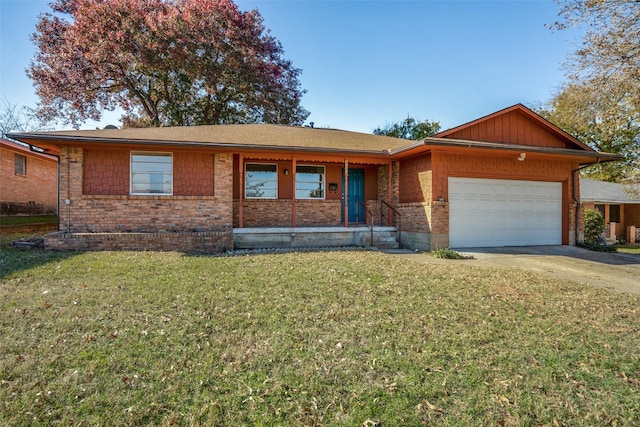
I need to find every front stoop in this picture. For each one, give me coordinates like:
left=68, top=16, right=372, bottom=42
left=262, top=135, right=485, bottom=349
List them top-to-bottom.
left=234, top=226, right=399, bottom=250
left=371, top=229, right=400, bottom=250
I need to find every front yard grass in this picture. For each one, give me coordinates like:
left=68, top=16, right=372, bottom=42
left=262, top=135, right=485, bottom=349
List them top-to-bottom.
left=0, top=215, right=57, bottom=226
left=615, top=244, right=640, bottom=255
left=1, top=248, right=639, bottom=426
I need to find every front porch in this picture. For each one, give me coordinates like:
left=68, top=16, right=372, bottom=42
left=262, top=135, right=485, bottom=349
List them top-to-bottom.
left=234, top=225, right=399, bottom=250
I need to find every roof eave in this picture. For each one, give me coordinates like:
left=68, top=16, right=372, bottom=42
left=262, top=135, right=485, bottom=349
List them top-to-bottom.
left=7, top=133, right=394, bottom=157
left=419, top=137, right=622, bottom=163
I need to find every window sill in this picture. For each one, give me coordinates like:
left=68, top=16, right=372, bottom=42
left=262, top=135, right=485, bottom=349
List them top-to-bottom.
left=82, top=194, right=217, bottom=200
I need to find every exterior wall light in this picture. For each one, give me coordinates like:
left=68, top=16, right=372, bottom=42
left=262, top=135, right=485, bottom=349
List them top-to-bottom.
left=518, top=153, right=527, bottom=161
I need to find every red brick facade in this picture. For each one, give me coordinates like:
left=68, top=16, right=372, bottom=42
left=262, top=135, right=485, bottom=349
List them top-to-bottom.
left=12, top=104, right=600, bottom=253
left=0, top=140, right=57, bottom=214
left=52, top=146, right=233, bottom=252
left=395, top=150, right=580, bottom=249
left=234, top=199, right=344, bottom=228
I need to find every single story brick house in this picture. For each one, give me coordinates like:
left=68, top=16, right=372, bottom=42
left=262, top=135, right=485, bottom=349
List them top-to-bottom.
left=9, top=104, right=620, bottom=252
left=0, top=138, right=58, bottom=216
left=581, top=178, right=640, bottom=244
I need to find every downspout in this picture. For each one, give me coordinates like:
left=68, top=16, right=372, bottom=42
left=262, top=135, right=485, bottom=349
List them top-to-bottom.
left=66, top=146, right=71, bottom=233
left=57, top=154, right=60, bottom=232
left=572, top=159, right=600, bottom=244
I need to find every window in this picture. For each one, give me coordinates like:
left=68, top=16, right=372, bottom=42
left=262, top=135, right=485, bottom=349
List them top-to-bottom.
left=130, top=152, right=173, bottom=195
left=15, top=154, right=26, bottom=175
left=245, top=163, right=277, bottom=198
left=296, top=165, right=325, bottom=199
left=610, top=205, right=621, bottom=223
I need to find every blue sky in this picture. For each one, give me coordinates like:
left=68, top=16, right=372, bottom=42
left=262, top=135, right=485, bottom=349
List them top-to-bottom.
left=0, top=0, right=583, bottom=133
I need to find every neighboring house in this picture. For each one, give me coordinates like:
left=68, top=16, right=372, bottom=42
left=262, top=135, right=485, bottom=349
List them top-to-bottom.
left=8, top=104, right=621, bottom=252
left=0, top=138, right=58, bottom=215
left=581, top=178, right=640, bottom=244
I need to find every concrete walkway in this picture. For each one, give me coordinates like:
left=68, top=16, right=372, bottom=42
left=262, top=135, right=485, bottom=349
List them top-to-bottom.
left=386, top=246, right=640, bottom=295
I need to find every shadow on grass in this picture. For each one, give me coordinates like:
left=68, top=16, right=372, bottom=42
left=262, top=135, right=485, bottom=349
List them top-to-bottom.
left=0, top=233, right=80, bottom=279
left=0, top=247, right=81, bottom=279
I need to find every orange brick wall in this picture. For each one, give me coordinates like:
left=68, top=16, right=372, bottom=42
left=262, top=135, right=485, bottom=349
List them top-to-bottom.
left=1, top=144, right=57, bottom=214
left=58, top=147, right=232, bottom=234
left=84, top=149, right=215, bottom=196
left=399, top=154, right=431, bottom=203
left=234, top=199, right=343, bottom=227
left=235, top=199, right=292, bottom=227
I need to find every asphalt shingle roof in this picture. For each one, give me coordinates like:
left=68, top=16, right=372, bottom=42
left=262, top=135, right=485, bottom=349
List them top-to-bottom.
left=11, top=124, right=412, bottom=154
left=581, top=178, right=640, bottom=204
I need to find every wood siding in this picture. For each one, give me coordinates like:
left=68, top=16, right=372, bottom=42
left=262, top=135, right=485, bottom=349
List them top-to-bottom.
left=442, top=110, right=574, bottom=149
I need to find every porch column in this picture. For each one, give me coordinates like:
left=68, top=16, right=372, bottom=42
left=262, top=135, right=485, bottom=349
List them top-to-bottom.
left=238, top=153, right=244, bottom=228
left=292, top=156, right=297, bottom=228
left=344, top=159, right=349, bottom=227
left=387, top=161, right=393, bottom=226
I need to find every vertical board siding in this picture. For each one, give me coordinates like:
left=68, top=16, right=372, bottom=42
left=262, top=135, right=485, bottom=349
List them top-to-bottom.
left=444, top=110, right=571, bottom=148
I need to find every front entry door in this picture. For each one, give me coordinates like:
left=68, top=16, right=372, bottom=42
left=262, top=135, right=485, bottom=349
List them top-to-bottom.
left=342, top=168, right=365, bottom=224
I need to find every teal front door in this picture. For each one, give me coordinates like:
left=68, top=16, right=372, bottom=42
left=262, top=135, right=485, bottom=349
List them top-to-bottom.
left=342, top=168, right=365, bottom=224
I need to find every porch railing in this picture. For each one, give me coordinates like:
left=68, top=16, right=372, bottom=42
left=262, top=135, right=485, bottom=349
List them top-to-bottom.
left=355, top=200, right=374, bottom=247
left=380, top=200, right=402, bottom=246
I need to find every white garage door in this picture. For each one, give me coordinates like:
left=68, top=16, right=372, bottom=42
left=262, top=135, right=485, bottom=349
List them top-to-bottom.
left=449, top=177, right=562, bottom=248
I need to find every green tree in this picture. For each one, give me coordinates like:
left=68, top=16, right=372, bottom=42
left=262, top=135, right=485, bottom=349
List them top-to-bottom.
left=29, top=0, right=309, bottom=128
left=551, top=0, right=640, bottom=184
left=552, top=0, right=640, bottom=109
left=536, top=83, right=639, bottom=182
left=373, top=116, right=441, bottom=140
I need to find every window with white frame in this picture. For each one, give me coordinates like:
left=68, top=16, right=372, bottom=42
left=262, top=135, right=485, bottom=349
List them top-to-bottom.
left=130, top=152, right=173, bottom=195
left=15, top=154, right=26, bottom=175
left=245, top=163, right=277, bottom=198
left=296, top=165, right=325, bottom=199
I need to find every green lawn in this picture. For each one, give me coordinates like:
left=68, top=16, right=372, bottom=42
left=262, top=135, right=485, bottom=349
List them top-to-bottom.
left=0, top=215, right=57, bottom=226
left=616, top=244, right=640, bottom=255
left=1, top=247, right=639, bottom=426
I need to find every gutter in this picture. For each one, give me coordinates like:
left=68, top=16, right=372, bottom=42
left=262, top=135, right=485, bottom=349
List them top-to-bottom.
left=7, top=133, right=397, bottom=157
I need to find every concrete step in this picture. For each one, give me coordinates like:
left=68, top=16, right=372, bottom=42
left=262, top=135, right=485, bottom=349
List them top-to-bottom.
left=374, top=240, right=400, bottom=250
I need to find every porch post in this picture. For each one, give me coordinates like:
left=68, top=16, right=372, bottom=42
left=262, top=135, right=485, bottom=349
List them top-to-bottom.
left=238, top=153, right=244, bottom=228
left=292, top=156, right=297, bottom=228
left=344, top=159, right=349, bottom=227
left=388, top=161, right=393, bottom=226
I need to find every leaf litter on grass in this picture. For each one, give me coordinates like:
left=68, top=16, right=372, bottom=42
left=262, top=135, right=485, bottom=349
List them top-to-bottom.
left=1, top=249, right=639, bottom=425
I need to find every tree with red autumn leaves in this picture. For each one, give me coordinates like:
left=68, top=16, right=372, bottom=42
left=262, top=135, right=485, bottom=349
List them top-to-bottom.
left=29, top=0, right=309, bottom=128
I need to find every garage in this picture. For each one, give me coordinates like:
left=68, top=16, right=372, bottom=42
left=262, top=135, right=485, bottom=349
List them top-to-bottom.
left=448, top=177, right=562, bottom=248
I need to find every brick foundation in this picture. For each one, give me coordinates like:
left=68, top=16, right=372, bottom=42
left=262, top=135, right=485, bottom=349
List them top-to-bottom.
left=45, top=230, right=233, bottom=253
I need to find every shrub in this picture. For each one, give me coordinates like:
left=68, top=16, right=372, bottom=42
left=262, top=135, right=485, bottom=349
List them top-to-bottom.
left=584, top=209, right=605, bottom=246
left=432, top=248, right=466, bottom=259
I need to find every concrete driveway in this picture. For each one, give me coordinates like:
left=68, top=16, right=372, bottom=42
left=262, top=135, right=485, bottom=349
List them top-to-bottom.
left=390, top=246, right=640, bottom=295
